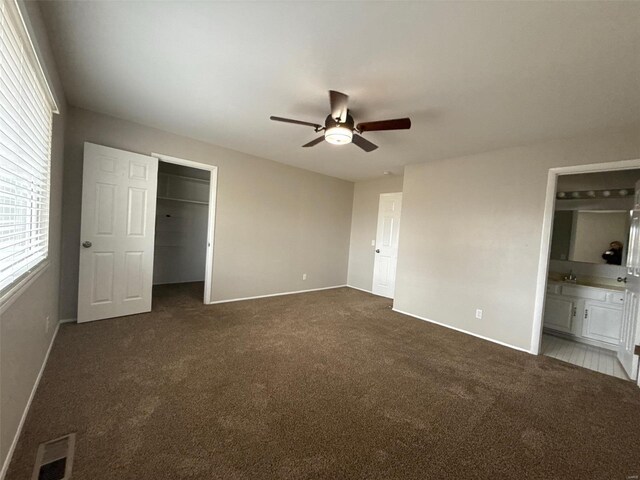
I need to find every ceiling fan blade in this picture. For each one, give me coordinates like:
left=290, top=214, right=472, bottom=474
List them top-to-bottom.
left=329, top=90, right=349, bottom=123
left=270, top=116, right=321, bottom=129
left=357, top=118, right=411, bottom=132
left=352, top=134, right=378, bottom=152
left=302, top=136, right=325, bottom=148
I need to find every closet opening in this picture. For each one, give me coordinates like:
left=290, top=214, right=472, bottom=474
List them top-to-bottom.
left=152, top=155, right=218, bottom=307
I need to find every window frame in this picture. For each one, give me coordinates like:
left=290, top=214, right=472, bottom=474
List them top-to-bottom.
left=0, top=0, right=59, bottom=310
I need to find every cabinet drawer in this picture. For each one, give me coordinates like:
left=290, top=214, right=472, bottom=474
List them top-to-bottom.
left=546, top=283, right=562, bottom=295
left=562, top=285, right=607, bottom=302
left=606, top=292, right=625, bottom=304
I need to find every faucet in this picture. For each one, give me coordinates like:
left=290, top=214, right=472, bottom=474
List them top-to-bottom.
left=564, top=270, right=577, bottom=283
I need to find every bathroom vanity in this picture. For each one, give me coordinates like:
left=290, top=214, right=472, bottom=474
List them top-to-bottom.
left=543, top=280, right=625, bottom=350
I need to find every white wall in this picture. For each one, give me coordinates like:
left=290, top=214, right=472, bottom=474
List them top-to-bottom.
left=0, top=1, right=67, bottom=475
left=60, top=107, right=354, bottom=318
left=394, top=126, right=640, bottom=351
left=347, top=175, right=404, bottom=292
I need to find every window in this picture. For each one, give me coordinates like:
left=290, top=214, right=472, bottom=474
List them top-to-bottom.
left=0, top=0, right=58, bottom=296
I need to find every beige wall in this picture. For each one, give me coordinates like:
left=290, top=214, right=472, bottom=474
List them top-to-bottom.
left=0, top=1, right=67, bottom=473
left=60, top=107, right=354, bottom=318
left=394, top=126, right=640, bottom=351
left=347, top=176, right=404, bottom=291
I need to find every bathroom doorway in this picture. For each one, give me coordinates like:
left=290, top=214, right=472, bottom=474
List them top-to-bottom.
left=533, top=160, right=640, bottom=383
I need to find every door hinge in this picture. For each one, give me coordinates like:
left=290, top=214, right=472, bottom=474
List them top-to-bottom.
left=584, top=309, right=588, bottom=319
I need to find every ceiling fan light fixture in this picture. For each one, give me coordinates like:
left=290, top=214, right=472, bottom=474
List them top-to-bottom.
left=270, top=90, right=410, bottom=152
left=324, top=126, right=353, bottom=145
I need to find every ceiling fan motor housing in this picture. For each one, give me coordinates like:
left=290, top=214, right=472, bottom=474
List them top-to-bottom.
left=324, top=113, right=354, bottom=145
left=325, top=113, right=354, bottom=130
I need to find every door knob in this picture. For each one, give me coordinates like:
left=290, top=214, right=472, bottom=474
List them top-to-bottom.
left=82, top=241, right=92, bottom=248
left=375, top=249, right=380, bottom=253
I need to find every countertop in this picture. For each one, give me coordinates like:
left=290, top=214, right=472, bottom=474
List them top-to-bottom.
left=547, top=273, right=626, bottom=292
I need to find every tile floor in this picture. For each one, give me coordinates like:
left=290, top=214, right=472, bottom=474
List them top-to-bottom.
left=541, top=333, right=629, bottom=380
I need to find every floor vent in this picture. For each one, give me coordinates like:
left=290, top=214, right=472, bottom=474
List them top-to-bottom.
left=32, top=433, right=75, bottom=480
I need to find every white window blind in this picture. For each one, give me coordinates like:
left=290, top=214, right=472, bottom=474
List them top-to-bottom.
left=0, top=0, right=57, bottom=295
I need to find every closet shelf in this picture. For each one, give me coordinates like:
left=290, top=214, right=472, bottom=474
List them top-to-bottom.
left=157, top=196, right=208, bottom=205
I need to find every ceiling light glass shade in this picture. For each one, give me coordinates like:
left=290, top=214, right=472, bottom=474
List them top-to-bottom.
left=324, top=126, right=353, bottom=145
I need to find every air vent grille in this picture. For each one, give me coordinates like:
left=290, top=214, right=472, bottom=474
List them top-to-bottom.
left=32, top=433, right=75, bottom=480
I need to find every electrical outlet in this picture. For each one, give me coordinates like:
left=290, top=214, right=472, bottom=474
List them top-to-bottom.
left=302, top=273, right=307, bottom=280
left=475, top=309, right=483, bottom=320
left=45, top=315, right=50, bottom=332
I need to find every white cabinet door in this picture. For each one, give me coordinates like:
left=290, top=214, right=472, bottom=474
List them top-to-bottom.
left=77, top=143, right=158, bottom=323
left=372, top=193, right=402, bottom=298
left=543, top=295, right=575, bottom=333
left=583, top=300, right=623, bottom=345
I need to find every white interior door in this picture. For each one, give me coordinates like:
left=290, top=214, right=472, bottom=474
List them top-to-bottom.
left=77, top=142, right=158, bottom=323
left=618, top=179, right=640, bottom=380
left=372, top=192, right=402, bottom=298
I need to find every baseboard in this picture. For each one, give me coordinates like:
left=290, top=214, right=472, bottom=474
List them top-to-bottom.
left=153, top=279, right=204, bottom=286
left=346, top=284, right=373, bottom=294
left=209, top=285, right=348, bottom=305
left=346, top=285, right=394, bottom=299
left=392, top=308, right=533, bottom=354
left=59, top=318, right=76, bottom=324
left=0, top=323, right=60, bottom=480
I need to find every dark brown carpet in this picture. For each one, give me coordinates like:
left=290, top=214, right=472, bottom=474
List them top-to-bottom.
left=7, top=283, right=640, bottom=479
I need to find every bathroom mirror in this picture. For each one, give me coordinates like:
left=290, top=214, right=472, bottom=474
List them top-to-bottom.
left=550, top=210, right=631, bottom=265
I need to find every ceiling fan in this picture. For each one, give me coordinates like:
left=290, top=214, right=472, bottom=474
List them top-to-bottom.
left=270, top=90, right=411, bottom=152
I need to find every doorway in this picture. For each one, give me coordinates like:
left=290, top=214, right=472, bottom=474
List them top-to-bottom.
left=76, top=144, right=217, bottom=323
left=151, top=153, right=218, bottom=305
left=533, top=159, right=640, bottom=384
left=152, top=161, right=210, bottom=305
left=372, top=192, right=402, bottom=298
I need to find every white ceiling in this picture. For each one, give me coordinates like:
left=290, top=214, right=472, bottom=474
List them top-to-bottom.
left=39, top=1, right=640, bottom=181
